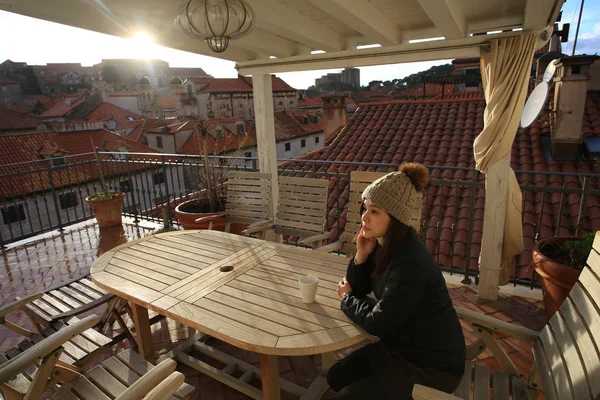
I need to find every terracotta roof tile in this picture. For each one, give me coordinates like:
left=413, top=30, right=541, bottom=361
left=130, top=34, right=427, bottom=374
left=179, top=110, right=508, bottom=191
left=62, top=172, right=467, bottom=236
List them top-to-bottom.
left=189, top=76, right=295, bottom=94
left=0, top=77, right=19, bottom=85
left=394, top=83, right=455, bottom=99
left=23, top=95, right=56, bottom=109
left=40, top=95, right=88, bottom=118
left=157, top=96, right=177, bottom=110
left=279, top=96, right=600, bottom=278
left=86, top=102, right=143, bottom=126
left=7, top=104, right=32, bottom=114
left=0, top=107, right=41, bottom=130
left=0, top=129, right=157, bottom=197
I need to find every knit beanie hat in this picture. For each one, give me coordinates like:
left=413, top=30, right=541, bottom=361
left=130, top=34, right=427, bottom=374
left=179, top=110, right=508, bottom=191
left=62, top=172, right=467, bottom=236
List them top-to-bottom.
left=361, top=163, right=430, bottom=231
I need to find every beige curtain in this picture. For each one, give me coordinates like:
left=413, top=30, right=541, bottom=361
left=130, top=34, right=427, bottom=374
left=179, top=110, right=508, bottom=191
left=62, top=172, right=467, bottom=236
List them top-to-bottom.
left=474, top=34, right=538, bottom=284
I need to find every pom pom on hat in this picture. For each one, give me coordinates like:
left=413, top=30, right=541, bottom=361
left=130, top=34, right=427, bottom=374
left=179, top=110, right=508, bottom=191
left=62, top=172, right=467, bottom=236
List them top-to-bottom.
left=361, top=163, right=430, bottom=230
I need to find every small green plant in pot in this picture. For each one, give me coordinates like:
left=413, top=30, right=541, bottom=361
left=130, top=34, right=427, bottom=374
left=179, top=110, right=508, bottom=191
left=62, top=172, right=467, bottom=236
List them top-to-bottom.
left=532, top=232, right=594, bottom=317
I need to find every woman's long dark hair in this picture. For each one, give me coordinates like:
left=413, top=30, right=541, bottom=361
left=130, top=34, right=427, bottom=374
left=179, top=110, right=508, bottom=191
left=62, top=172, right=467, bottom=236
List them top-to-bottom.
left=356, top=203, right=411, bottom=278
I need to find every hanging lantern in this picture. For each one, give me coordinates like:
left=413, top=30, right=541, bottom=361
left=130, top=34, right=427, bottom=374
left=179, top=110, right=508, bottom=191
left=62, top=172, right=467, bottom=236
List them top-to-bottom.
left=175, top=0, right=255, bottom=53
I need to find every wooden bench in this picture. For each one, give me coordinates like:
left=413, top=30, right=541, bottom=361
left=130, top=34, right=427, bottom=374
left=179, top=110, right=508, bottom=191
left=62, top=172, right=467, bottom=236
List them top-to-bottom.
left=243, top=176, right=331, bottom=249
left=414, top=231, right=600, bottom=400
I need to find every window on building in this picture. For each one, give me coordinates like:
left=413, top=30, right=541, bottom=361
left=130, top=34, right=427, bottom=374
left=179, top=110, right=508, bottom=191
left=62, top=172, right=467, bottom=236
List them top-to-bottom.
left=289, top=100, right=294, bottom=105
left=278, top=101, right=283, bottom=106
left=237, top=103, right=243, bottom=109
left=312, top=115, right=319, bottom=123
left=236, top=123, right=245, bottom=136
left=216, top=127, right=223, bottom=140
left=156, top=136, right=163, bottom=148
left=315, top=136, right=320, bottom=144
left=584, top=137, right=600, bottom=160
left=301, top=139, right=306, bottom=148
left=285, top=142, right=291, bottom=152
left=245, top=151, right=252, bottom=158
left=52, top=156, right=66, bottom=167
left=153, top=172, right=165, bottom=185
left=119, top=180, right=132, bottom=193
left=59, top=191, right=78, bottom=210
left=1, top=204, right=26, bottom=225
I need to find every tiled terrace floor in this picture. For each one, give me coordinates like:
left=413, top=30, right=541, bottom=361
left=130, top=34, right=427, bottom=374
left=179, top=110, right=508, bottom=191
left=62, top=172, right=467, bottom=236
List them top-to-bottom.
left=0, top=220, right=548, bottom=399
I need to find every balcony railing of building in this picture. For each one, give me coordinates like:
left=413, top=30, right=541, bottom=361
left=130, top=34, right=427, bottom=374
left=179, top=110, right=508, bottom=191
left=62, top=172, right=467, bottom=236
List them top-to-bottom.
left=1, top=151, right=598, bottom=290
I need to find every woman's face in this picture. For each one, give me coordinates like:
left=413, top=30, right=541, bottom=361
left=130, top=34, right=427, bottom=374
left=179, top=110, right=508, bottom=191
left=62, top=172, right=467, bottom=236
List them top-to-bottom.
left=361, top=200, right=390, bottom=239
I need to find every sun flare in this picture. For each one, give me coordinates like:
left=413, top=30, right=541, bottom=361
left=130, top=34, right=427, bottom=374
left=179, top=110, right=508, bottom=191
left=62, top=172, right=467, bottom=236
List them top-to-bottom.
left=128, top=32, right=155, bottom=58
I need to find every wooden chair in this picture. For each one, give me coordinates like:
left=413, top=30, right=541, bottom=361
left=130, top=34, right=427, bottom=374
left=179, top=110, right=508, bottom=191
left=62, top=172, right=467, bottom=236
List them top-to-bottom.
left=195, top=171, right=272, bottom=232
left=316, top=171, right=386, bottom=255
left=242, top=176, right=331, bottom=248
left=414, top=231, right=600, bottom=400
left=19, top=276, right=129, bottom=335
left=1, top=293, right=125, bottom=372
left=0, top=315, right=194, bottom=400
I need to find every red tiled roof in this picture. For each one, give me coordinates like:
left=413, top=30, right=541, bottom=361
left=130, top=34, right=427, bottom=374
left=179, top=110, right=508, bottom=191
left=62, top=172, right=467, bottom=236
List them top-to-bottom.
left=0, top=76, right=19, bottom=85
left=190, top=76, right=295, bottom=94
left=394, top=83, right=455, bottom=99
left=442, top=92, right=486, bottom=100
left=23, top=95, right=56, bottom=109
left=40, top=95, right=87, bottom=118
left=279, top=97, right=600, bottom=279
left=299, top=97, right=323, bottom=107
left=86, top=102, right=143, bottom=126
left=7, top=104, right=33, bottom=114
left=0, top=107, right=41, bottom=130
left=274, top=111, right=323, bottom=139
left=146, top=120, right=196, bottom=134
left=179, top=121, right=256, bottom=156
left=0, top=130, right=158, bottom=197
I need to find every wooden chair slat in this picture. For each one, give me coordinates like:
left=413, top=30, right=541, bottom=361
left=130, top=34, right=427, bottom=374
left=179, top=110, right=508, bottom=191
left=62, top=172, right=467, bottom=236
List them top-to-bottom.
left=279, top=176, right=328, bottom=188
left=578, top=267, right=600, bottom=311
left=79, top=277, right=108, bottom=295
left=68, top=281, right=104, bottom=300
left=569, top=283, right=600, bottom=353
left=48, top=290, right=85, bottom=310
left=560, top=296, right=600, bottom=398
left=549, top=310, right=593, bottom=400
left=539, top=326, right=575, bottom=400
left=453, top=360, right=471, bottom=400
left=473, top=363, right=489, bottom=400
left=86, top=365, right=128, bottom=398
left=492, top=370, right=510, bottom=400
left=68, top=375, right=112, bottom=400
left=511, top=376, right=531, bottom=400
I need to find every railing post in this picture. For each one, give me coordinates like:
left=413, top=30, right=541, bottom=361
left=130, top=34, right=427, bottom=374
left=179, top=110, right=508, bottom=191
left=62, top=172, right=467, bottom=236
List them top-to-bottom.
left=125, top=154, right=139, bottom=223
left=161, top=155, right=172, bottom=226
left=46, top=161, right=64, bottom=231
left=463, top=169, right=479, bottom=285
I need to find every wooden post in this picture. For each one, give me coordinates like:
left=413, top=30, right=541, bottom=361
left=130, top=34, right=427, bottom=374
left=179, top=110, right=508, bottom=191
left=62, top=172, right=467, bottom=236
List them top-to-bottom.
left=252, top=74, right=280, bottom=243
left=478, top=154, right=510, bottom=301
left=131, top=303, right=155, bottom=363
left=259, top=353, right=281, bottom=400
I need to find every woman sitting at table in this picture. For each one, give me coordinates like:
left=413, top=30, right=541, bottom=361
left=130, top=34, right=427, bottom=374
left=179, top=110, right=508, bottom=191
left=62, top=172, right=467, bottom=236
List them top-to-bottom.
left=328, top=163, right=466, bottom=400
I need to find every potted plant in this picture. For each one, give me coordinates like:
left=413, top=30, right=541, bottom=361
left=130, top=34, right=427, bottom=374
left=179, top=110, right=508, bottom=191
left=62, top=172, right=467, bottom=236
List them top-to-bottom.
left=174, top=119, right=247, bottom=231
left=86, top=148, right=125, bottom=228
left=532, top=232, right=594, bottom=317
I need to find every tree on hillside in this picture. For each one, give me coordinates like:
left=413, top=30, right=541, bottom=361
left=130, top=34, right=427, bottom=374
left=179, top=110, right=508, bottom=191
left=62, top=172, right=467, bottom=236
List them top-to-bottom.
left=398, top=64, right=455, bottom=88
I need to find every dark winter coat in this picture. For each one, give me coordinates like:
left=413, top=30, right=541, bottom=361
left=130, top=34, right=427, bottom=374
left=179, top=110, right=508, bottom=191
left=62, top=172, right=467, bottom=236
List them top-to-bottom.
left=341, top=229, right=466, bottom=377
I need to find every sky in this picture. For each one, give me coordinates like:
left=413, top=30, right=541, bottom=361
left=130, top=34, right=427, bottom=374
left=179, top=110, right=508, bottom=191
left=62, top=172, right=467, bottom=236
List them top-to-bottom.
left=0, top=0, right=599, bottom=90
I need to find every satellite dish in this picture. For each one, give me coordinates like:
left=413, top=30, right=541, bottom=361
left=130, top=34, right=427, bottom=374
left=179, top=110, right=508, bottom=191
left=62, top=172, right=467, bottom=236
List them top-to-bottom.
left=542, top=59, right=559, bottom=83
left=520, top=82, right=549, bottom=128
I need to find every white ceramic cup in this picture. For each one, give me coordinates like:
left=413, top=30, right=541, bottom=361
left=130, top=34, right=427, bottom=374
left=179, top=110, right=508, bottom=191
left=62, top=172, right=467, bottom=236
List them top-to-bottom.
left=298, top=274, right=319, bottom=303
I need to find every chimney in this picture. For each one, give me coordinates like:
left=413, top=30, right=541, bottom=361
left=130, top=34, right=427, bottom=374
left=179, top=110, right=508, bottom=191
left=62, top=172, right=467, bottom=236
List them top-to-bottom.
left=550, top=56, right=595, bottom=159
left=322, top=95, right=348, bottom=141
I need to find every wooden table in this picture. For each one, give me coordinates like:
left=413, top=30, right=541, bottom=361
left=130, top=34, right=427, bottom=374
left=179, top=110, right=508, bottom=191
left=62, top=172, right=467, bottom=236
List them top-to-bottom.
left=91, top=229, right=368, bottom=399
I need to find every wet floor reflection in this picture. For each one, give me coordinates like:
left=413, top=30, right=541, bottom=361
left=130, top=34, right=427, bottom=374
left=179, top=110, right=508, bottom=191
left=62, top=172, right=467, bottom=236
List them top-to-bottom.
left=0, top=219, right=162, bottom=305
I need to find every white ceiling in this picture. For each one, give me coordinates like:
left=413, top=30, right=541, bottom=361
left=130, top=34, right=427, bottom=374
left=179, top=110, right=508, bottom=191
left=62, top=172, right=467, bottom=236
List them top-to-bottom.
left=1, top=0, right=564, bottom=74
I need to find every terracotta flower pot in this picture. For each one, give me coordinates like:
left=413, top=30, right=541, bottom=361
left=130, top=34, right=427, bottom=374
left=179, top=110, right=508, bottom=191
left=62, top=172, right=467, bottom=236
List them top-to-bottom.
left=86, top=192, right=125, bottom=228
left=174, top=199, right=227, bottom=231
left=174, top=200, right=247, bottom=233
left=532, top=236, right=583, bottom=318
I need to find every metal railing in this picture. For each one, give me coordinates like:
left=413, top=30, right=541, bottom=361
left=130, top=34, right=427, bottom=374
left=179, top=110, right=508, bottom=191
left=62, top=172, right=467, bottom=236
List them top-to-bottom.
left=1, top=151, right=598, bottom=289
